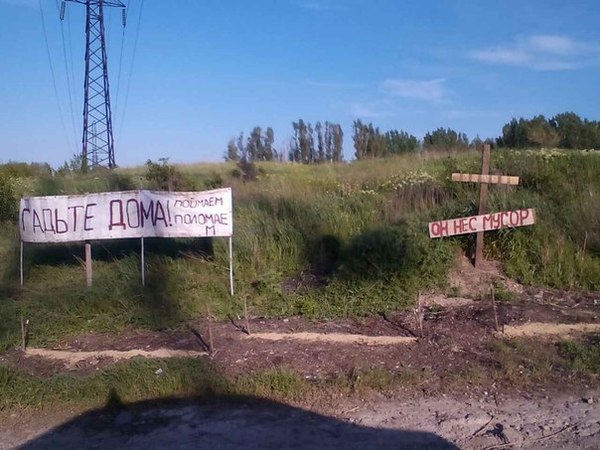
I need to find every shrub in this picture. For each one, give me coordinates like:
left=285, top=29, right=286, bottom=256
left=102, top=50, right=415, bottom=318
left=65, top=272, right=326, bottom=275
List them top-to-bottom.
left=145, top=158, right=184, bottom=191
left=0, top=177, right=17, bottom=222
left=342, top=224, right=417, bottom=278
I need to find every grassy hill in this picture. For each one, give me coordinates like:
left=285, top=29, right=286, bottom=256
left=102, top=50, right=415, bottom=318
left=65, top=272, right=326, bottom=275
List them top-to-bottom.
left=1, top=149, right=599, bottom=351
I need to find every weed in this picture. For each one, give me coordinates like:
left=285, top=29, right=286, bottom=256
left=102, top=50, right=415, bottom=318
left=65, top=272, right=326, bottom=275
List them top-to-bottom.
left=0, top=150, right=599, bottom=345
left=0, top=177, right=18, bottom=222
left=492, top=281, right=516, bottom=302
left=558, top=336, right=600, bottom=374
left=488, top=339, right=561, bottom=385
left=0, top=358, right=228, bottom=410
left=237, top=370, right=306, bottom=400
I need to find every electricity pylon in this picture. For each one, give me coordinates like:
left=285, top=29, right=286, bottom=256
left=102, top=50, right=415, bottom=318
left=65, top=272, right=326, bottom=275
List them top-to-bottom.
left=61, top=1, right=126, bottom=171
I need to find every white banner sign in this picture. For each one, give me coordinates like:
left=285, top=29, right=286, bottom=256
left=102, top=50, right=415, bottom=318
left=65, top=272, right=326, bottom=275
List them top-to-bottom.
left=19, top=188, right=233, bottom=243
left=428, top=208, right=536, bottom=239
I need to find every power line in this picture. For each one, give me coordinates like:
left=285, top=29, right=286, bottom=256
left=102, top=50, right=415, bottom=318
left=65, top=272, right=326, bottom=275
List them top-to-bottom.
left=38, top=0, right=76, bottom=155
left=55, top=0, right=79, bottom=152
left=118, top=0, right=144, bottom=142
left=113, top=1, right=128, bottom=128
left=66, top=2, right=78, bottom=140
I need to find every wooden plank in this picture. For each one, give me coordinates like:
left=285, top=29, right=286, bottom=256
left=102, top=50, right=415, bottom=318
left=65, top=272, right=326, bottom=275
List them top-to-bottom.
left=475, top=144, right=491, bottom=268
left=451, top=173, right=519, bottom=185
left=428, top=208, right=536, bottom=239
left=85, top=241, right=92, bottom=287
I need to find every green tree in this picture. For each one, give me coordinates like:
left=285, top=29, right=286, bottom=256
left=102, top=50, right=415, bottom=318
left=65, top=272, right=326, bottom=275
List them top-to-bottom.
left=551, top=112, right=584, bottom=149
left=498, top=115, right=560, bottom=149
left=527, top=115, right=560, bottom=148
left=497, top=118, right=526, bottom=148
left=291, top=119, right=315, bottom=164
left=353, top=119, right=369, bottom=159
left=580, top=119, right=600, bottom=149
left=289, top=120, right=343, bottom=164
left=353, top=120, right=386, bottom=159
left=315, top=121, right=325, bottom=163
left=324, top=121, right=333, bottom=162
left=332, top=123, right=343, bottom=162
left=367, top=123, right=387, bottom=157
left=246, top=127, right=263, bottom=161
left=263, top=127, right=276, bottom=161
left=423, top=128, right=469, bottom=150
left=385, top=130, right=419, bottom=154
left=237, top=132, right=247, bottom=161
left=470, top=135, right=483, bottom=151
left=224, top=138, right=240, bottom=161
left=145, top=158, right=182, bottom=191
left=0, top=176, right=17, bottom=222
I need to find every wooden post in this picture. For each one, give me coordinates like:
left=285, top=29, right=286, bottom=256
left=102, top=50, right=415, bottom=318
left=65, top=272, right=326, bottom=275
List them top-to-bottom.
left=475, top=144, right=491, bottom=268
left=431, top=150, right=533, bottom=254
left=140, top=237, right=145, bottom=286
left=228, top=237, right=234, bottom=296
left=20, top=241, right=24, bottom=287
left=85, top=241, right=93, bottom=287
left=490, top=284, right=500, bottom=332
left=414, top=291, right=424, bottom=338
left=243, top=295, right=251, bottom=335
left=206, top=303, right=214, bottom=354
left=20, top=317, right=26, bottom=350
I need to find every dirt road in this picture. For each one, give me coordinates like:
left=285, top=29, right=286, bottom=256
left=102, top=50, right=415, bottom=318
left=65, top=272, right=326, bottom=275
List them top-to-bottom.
left=2, top=288, right=598, bottom=449
left=2, top=390, right=598, bottom=449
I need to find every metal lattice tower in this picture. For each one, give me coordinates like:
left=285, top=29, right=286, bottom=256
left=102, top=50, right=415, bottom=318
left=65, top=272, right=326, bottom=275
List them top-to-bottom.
left=62, top=1, right=126, bottom=171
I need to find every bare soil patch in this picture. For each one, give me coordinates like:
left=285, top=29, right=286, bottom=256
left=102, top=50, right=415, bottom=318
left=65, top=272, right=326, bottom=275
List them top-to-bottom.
left=448, top=253, right=524, bottom=298
left=1, top=284, right=599, bottom=449
left=2, top=286, right=598, bottom=396
left=502, top=322, right=600, bottom=338
left=246, top=332, right=417, bottom=345
left=24, top=348, right=208, bottom=369
left=1, top=389, right=598, bottom=450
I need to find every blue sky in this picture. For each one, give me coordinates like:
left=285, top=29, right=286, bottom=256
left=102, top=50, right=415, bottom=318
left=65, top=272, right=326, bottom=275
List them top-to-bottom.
left=1, top=0, right=599, bottom=167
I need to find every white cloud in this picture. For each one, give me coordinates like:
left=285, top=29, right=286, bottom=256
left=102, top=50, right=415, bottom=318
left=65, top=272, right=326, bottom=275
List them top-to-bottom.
left=470, top=34, right=600, bottom=70
left=527, top=35, right=578, bottom=55
left=470, top=48, right=529, bottom=66
left=381, top=78, right=448, bottom=102
left=350, top=103, right=388, bottom=119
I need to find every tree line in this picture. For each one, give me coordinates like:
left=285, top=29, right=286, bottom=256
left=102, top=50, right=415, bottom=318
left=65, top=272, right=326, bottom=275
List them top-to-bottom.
left=225, top=112, right=599, bottom=164
left=497, top=112, right=600, bottom=149
left=289, top=120, right=343, bottom=163
left=225, top=121, right=344, bottom=164
left=226, top=126, right=277, bottom=162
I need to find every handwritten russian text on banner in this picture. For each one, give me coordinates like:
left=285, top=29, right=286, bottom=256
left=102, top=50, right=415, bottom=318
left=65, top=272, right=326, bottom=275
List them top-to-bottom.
left=19, top=188, right=232, bottom=243
left=428, top=208, right=535, bottom=239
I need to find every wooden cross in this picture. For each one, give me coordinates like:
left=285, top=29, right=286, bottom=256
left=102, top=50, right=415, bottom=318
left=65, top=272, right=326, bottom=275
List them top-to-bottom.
left=428, top=144, right=535, bottom=268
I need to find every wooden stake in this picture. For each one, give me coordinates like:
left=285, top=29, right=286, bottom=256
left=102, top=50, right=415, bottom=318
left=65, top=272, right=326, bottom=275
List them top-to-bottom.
left=475, top=144, right=491, bottom=268
left=140, top=237, right=145, bottom=286
left=228, top=237, right=234, bottom=296
left=20, top=241, right=24, bottom=287
left=85, top=241, right=93, bottom=287
left=490, top=284, right=500, bottom=333
left=414, top=291, right=424, bottom=338
left=243, top=295, right=251, bottom=335
left=206, top=304, right=214, bottom=354
left=20, top=317, right=26, bottom=350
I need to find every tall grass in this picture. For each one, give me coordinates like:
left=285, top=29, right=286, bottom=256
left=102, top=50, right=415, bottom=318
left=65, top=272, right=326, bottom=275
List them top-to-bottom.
left=0, top=149, right=599, bottom=348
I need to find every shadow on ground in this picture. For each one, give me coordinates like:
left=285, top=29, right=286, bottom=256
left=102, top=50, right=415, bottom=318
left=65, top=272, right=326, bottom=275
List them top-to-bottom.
left=22, top=236, right=214, bottom=267
left=20, top=393, right=458, bottom=450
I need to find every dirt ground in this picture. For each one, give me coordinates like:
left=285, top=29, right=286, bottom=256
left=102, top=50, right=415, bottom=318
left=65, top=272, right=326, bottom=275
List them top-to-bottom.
left=1, top=264, right=599, bottom=449
left=3, top=285, right=598, bottom=386
left=1, top=389, right=598, bottom=449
